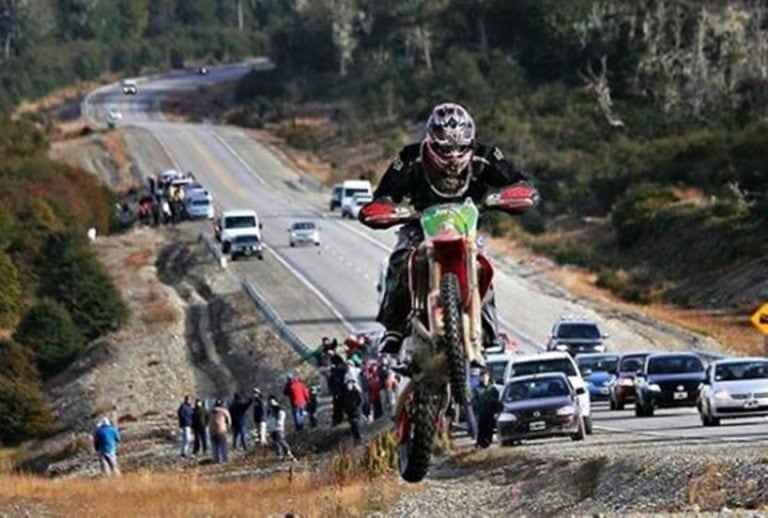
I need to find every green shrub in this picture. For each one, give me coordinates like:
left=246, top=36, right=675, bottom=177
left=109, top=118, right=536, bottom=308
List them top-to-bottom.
left=611, top=184, right=680, bottom=248
left=37, top=232, right=127, bottom=341
left=0, top=252, right=22, bottom=329
left=13, top=299, right=86, bottom=379
left=0, top=340, right=40, bottom=382
left=0, top=375, right=53, bottom=446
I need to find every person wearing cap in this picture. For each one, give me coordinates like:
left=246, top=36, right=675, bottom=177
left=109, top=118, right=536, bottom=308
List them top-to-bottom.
left=341, top=377, right=364, bottom=445
left=306, top=386, right=320, bottom=428
left=252, top=388, right=268, bottom=446
left=266, top=396, right=296, bottom=462
left=192, top=398, right=209, bottom=455
left=209, top=399, right=232, bottom=463
left=93, top=417, right=121, bottom=476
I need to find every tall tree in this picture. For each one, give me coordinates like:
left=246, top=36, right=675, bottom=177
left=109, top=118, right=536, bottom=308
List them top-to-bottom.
left=118, top=0, right=149, bottom=39
left=147, top=0, right=175, bottom=36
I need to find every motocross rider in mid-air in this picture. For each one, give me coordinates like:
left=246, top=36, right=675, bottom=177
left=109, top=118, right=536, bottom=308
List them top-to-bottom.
left=359, top=102, right=538, bottom=357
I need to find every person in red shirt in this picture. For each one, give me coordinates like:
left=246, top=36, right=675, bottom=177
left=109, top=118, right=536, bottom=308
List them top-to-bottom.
left=283, top=374, right=311, bottom=431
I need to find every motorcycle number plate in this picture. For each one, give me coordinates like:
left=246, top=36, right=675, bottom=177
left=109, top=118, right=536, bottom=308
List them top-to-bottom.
left=673, top=391, right=687, bottom=400
left=529, top=421, right=546, bottom=431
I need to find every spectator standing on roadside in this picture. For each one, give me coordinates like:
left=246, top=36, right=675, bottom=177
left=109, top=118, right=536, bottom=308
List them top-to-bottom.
left=328, top=355, right=347, bottom=426
left=365, top=363, right=383, bottom=420
left=472, top=369, right=501, bottom=449
left=283, top=374, right=310, bottom=431
left=341, top=379, right=364, bottom=445
left=307, top=386, right=319, bottom=428
left=252, top=388, right=267, bottom=446
left=229, top=393, right=253, bottom=451
left=177, top=395, right=193, bottom=458
left=266, top=396, right=296, bottom=462
left=192, top=398, right=209, bottom=455
left=209, top=399, right=232, bottom=463
left=93, top=417, right=121, bottom=476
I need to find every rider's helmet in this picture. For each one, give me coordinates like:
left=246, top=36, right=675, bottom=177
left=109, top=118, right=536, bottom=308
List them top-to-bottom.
left=422, top=102, right=476, bottom=196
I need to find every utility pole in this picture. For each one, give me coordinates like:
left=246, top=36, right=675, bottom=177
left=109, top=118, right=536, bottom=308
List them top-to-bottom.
left=236, top=0, right=244, bottom=31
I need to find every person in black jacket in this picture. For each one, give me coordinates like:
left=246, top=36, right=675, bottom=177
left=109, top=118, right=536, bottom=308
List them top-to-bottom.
left=358, top=102, right=537, bottom=355
left=327, top=355, right=347, bottom=426
left=341, top=379, right=363, bottom=445
left=252, top=388, right=267, bottom=446
left=229, top=393, right=253, bottom=451
left=177, top=395, right=193, bottom=457
left=191, top=398, right=209, bottom=455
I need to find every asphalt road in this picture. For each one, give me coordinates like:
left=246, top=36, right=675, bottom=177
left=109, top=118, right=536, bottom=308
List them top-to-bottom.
left=82, top=63, right=768, bottom=449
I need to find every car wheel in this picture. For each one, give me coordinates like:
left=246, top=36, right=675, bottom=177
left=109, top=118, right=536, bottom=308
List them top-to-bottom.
left=222, top=241, right=231, bottom=254
left=315, top=241, right=320, bottom=246
left=290, top=242, right=295, bottom=247
left=229, top=253, right=237, bottom=262
left=258, top=253, right=264, bottom=260
left=609, top=397, right=617, bottom=411
left=615, top=398, right=625, bottom=411
left=635, top=402, right=649, bottom=417
left=645, top=405, right=655, bottom=417
left=583, top=416, right=593, bottom=435
left=571, top=418, right=586, bottom=441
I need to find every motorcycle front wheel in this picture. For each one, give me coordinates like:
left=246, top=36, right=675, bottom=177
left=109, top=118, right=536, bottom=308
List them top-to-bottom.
left=440, top=273, right=470, bottom=407
left=397, top=387, right=439, bottom=483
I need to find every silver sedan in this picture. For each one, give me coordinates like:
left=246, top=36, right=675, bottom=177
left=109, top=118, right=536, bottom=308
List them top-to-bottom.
left=698, top=357, right=768, bottom=426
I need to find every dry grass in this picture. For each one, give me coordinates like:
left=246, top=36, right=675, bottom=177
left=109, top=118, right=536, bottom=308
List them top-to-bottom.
left=101, top=131, right=137, bottom=193
left=124, top=250, right=154, bottom=271
left=141, top=290, right=179, bottom=325
left=0, top=469, right=405, bottom=517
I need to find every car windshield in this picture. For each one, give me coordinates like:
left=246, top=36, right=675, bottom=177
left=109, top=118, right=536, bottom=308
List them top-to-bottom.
left=344, top=188, right=369, bottom=197
left=192, top=200, right=210, bottom=206
left=225, top=216, right=256, bottom=229
left=292, top=222, right=315, bottom=230
left=234, top=235, right=260, bottom=244
left=556, top=323, right=601, bottom=339
left=620, top=354, right=647, bottom=373
left=577, top=355, right=619, bottom=373
left=647, top=356, right=704, bottom=375
left=510, top=358, right=578, bottom=378
left=486, top=360, right=509, bottom=385
left=715, top=361, right=768, bottom=382
left=504, top=377, right=571, bottom=402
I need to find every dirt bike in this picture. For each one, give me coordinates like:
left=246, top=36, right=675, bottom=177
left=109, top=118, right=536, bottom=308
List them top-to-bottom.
left=361, top=183, right=537, bottom=483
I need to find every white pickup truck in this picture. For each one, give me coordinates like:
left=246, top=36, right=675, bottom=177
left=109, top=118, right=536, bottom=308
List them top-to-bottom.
left=214, top=209, right=264, bottom=260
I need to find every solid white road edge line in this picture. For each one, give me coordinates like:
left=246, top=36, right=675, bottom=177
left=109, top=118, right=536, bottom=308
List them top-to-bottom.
left=211, top=129, right=267, bottom=186
left=262, top=243, right=356, bottom=333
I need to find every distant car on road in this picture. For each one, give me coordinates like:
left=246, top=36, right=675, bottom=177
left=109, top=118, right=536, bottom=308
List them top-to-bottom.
left=197, top=66, right=209, bottom=75
left=122, top=79, right=137, bottom=95
left=106, top=107, right=122, bottom=129
left=339, top=180, right=372, bottom=217
left=329, top=184, right=343, bottom=211
left=346, top=193, right=373, bottom=219
left=185, top=194, right=214, bottom=220
left=214, top=209, right=263, bottom=258
left=288, top=221, right=321, bottom=247
left=546, top=316, right=608, bottom=356
left=504, top=351, right=593, bottom=434
left=608, top=352, right=650, bottom=410
left=634, top=352, right=705, bottom=417
left=575, top=353, right=619, bottom=401
left=698, top=357, right=768, bottom=426
left=496, top=373, right=586, bottom=445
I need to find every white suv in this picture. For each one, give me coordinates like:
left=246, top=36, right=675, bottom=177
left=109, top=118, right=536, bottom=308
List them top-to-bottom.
left=503, top=351, right=593, bottom=434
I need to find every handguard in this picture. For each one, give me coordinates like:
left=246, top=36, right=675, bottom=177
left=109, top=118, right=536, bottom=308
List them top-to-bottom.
left=483, top=182, right=539, bottom=214
left=359, top=200, right=401, bottom=229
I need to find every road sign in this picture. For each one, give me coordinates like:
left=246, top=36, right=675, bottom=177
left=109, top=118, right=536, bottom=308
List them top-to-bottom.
left=750, top=303, right=768, bottom=335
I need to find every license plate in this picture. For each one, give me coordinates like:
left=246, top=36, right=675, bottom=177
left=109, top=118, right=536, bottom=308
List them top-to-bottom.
left=673, top=391, right=688, bottom=400
left=529, top=421, right=546, bottom=431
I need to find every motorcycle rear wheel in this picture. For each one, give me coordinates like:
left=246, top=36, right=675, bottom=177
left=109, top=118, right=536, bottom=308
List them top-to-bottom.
left=440, top=273, right=470, bottom=406
left=398, top=388, right=439, bottom=483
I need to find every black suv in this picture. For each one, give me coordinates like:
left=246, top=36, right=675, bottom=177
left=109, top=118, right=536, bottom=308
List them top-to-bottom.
left=546, top=317, right=607, bottom=356
left=634, top=352, right=705, bottom=417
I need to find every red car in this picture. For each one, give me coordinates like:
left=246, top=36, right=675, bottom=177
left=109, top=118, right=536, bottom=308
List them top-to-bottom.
left=609, top=352, right=649, bottom=410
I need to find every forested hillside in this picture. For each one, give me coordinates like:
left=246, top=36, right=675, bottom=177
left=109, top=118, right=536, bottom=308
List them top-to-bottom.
left=0, top=0, right=270, bottom=111
left=234, top=0, right=768, bottom=304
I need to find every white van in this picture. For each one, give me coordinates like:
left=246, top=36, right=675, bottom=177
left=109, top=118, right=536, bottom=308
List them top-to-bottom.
left=340, top=180, right=372, bottom=217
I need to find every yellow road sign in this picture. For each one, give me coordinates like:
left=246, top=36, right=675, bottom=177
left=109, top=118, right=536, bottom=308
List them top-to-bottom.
left=751, top=303, right=768, bottom=335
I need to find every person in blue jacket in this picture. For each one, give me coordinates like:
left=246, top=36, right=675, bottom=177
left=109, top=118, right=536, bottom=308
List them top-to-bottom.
left=93, top=417, right=121, bottom=476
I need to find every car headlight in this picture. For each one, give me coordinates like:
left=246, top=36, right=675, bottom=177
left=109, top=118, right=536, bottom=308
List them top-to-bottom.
left=554, top=344, right=569, bottom=352
left=619, top=378, right=634, bottom=387
left=648, top=383, right=662, bottom=392
left=713, top=389, right=731, bottom=401
left=556, top=405, right=576, bottom=416
left=497, top=413, right=517, bottom=423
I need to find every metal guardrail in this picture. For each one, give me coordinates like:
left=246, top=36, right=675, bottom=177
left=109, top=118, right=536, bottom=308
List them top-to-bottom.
left=199, top=232, right=228, bottom=268
left=242, top=279, right=314, bottom=359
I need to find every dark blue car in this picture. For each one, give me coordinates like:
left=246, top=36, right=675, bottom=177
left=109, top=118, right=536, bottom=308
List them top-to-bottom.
left=634, top=352, right=705, bottom=417
left=576, top=353, right=620, bottom=401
